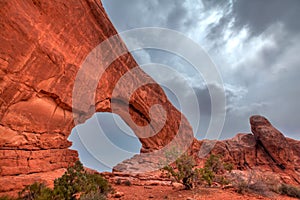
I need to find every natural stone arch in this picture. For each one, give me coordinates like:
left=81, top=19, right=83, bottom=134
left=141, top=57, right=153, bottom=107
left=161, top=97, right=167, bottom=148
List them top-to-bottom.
left=0, top=0, right=193, bottom=195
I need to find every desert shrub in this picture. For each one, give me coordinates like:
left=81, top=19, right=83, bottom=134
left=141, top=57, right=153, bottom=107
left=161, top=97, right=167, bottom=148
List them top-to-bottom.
left=162, top=153, right=198, bottom=189
left=162, top=153, right=233, bottom=189
left=200, top=154, right=231, bottom=187
left=204, top=154, right=223, bottom=173
left=17, top=161, right=111, bottom=200
left=53, top=161, right=111, bottom=200
left=53, top=161, right=86, bottom=200
left=223, top=163, right=234, bottom=172
left=199, top=167, right=214, bottom=186
left=231, top=170, right=281, bottom=197
left=231, top=170, right=262, bottom=195
left=85, top=173, right=112, bottom=195
left=262, top=173, right=281, bottom=193
left=214, top=175, right=230, bottom=186
left=115, top=179, right=122, bottom=185
left=124, top=180, right=131, bottom=186
left=235, top=180, right=248, bottom=194
left=248, top=180, right=270, bottom=196
left=18, top=182, right=54, bottom=200
left=279, top=184, right=300, bottom=198
left=79, top=191, right=106, bottom=200
left=0, top=196, right=17, bottom=200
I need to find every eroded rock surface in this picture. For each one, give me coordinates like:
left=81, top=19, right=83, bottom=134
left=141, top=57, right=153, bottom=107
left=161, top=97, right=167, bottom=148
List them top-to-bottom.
left=0, top=0, right=193, bottom=195
left=250, top=115, right=293, bottom=170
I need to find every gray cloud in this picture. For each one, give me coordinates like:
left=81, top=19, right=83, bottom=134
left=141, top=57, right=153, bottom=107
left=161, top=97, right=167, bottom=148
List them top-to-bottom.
left=102, top=0, right=199, bottom=32
left=202, top=0, right=300, bottom=36
left=231, top=0, right=300, bottom=35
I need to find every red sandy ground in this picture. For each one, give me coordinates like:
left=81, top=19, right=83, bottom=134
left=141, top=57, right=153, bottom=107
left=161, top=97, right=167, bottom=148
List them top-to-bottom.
left=109, top=185, right=298, bottom=200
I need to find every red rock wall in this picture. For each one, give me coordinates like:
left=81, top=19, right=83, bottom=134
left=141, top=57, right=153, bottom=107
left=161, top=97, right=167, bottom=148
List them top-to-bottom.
left=0, top=0, right=193, bottom=195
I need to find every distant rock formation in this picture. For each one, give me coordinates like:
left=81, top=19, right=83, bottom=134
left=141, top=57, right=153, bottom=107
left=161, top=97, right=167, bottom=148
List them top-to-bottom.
left=0, top=0, right=193, bottom=196
left=115, top=116, right=300, bottom=185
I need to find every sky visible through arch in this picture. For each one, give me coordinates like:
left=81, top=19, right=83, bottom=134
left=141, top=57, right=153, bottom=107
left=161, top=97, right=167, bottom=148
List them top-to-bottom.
left=69, top=0, right=300, bottom=172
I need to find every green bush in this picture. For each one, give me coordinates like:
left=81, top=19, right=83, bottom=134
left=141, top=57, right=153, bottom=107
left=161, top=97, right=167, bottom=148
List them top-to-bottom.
left=162, top=153, right=198, bottom=189
left=162, top=153, right=233, bottom=189
left=200, top=154, right=231, bottom=187
left=204, top=154, right=223, bottom=173
left=17, top=161, right=111, bottom=200
left=53, top=161, right=86, bottom=200
left=54, top=161, right=111, bottom=199
left=223, top=163, right=234, bottom=172
left=199, top=167, right=214, bottom=186
left=115, top=179, right=122, bottom=185
left=124, top=180, right=131, bottom=186
left=18, top=182, right=54, bottom=200
left=279, top=184, right=300, bottom=198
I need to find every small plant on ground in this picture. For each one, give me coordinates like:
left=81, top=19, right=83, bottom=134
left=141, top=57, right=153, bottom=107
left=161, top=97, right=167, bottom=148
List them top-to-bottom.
left=161, top=152, right=234, bottom=189
left=162, top=153, right=199, bottom=190
left=200, top=154, right=231, bottom=187
left=53, top=161, right=112, bottom=199
left=223, top=163, right=234, bottom=172
left=199, top=167, right=214, bottom=187
left=230, top=170, right=282, bottom=197
left=231, top=170, right=261, bottom=195
left=115, top=178, right=122, bottom=185
left=124, top=180, right=132, bottom=186
left=18, top=182, right=54, bottom=200
left=279, top=184, right=300, bottom=198
left=79, top=191, right=106, bottom=200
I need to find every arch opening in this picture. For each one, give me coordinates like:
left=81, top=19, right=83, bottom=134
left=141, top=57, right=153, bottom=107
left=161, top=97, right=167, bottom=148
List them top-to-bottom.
left=68, top=112, right=141, bottom=172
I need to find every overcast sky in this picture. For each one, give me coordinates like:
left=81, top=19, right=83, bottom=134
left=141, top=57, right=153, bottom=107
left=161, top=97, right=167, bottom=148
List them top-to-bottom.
left=69, top=0, right=300, bottom=172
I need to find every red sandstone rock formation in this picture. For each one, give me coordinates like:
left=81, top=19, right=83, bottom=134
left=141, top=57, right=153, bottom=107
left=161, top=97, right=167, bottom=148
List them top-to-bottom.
left=0, top=0, right=193, bottom=196
left=0, top=0, right=299, bottom=197
left=250, top=115, right=294, bottom=170
left=115, top=116, right=300, bottom=185
left=193, top=116, right=300, bottom=184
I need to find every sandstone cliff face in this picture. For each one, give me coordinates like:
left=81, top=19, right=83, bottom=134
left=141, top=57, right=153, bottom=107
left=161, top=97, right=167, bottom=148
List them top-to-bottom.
left=0, top=0, right=193, bottom=195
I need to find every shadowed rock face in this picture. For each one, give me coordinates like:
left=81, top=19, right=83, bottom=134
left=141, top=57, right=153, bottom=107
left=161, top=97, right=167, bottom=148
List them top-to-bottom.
left=0, top=0, right=193, bottom=196
left=250, top=115, right=293, bottom=170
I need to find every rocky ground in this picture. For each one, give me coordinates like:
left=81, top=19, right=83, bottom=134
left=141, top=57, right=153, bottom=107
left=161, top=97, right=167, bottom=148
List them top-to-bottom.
left=103, top=171, right=299, bottom=200
left=109, top=185, right=298, bottom=200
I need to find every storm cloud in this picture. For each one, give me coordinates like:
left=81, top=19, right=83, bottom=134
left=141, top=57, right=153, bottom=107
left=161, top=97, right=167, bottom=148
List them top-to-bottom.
left=101, top=0, right=300, bottom=138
